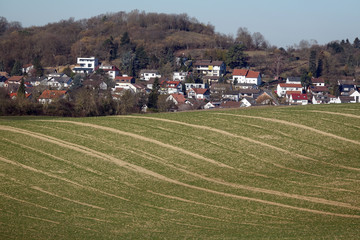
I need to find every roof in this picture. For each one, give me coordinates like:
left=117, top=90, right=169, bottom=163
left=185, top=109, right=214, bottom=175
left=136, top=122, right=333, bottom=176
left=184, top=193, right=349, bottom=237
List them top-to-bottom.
left=194, top=60, right=224, bottom=66
left=22, top=64, right=33, bottom=68
left=96, top=65, right=120, bottom=72
left=140, top=69, right=159, bottom=74
left=232, top=69, right=260, bottom=78
left=0, top=72, right=9, bottom=78
left=7, top=76, right=24, bottom=82
left=115, top=76, right=134, bottom=81
left=287, top=77, right=301, bottom=82
left=312, top=77, right=325, bottom=83
left=279, top=83, right=302, bottom=88
left=310, top=86, right=329, bottom=92
left=191, top=88, right=209, bottom=95
left=238, top=89, right=261, bottom=94
left=38, top=90, right=67, bottom=100
left=285, top=91, right=302, bottom=95
left=9, top=92, right=31, bottom=99
left=170, top=93, right=186, bottom=104
left=291, top=93, right=308, bottom=100
left=339, top=96, right=355, bottom=103
left=220, top=101, right=241, bottom=108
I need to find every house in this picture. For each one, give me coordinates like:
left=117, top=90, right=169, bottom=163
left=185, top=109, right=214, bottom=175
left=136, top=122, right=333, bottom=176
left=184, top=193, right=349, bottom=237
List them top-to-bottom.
left=73, top=57, right=99, bottom=74
left=193, top=60, right=226, bottom=77
left=22, top=64, right=34, bottom=75
left=96, top=64, right=120, bottom=79
left=232, top=69, right=262, bottom=85
left=140, top=70, right=161, bottom=81
left=173, top=71, right=187, bottom=81
left=0, top=72, right=9, bottom=79
left=46, top=74, right=72, bottom=89
left=5, top=76, right=24, bottom=86
left=27, top=76, right=47, bottom=87
left=115, top=76, right=135, bottom=84
left=286, top=77, right=302, bottom=84
left=312, top=77, right=325, bottom=87
left=83, top=79, right=107, bottom=90
left=338, top=79, right=357, bottom=96
left=159, top=80, right=182, bottom=95
left=112, top=82, right=144, bottom=94
left=185, top=83, right=206, bottom=91
left=233, top=83, right=258, bottom=90
left=276, top=83, right=303, bottom=97
left=308, top=85, right=330, bottom=96
left=187, top=88, right=210, bottom=100
left=238, top=88, right=261, bottom=98
left=38, top=90, right=67, bottom=104
left=222, top=90, right=240, bottom=102
left=350, top=90, right=360, bottom=103
left=256, top=91, right=279, bottom=106
left=166, top=93, right=192, bottom=106
left=289, top=93, right=308, bottom=105
left=312, top=94, right=329, bottom=104
left=328, top=94, right=337, bottom=104
left=336, top=96, right=356, bottom=103
left=240, top=97, right=256, bottom=107
left=219, top=101, right=241, bottom=108
left=203, top=102, right=217, bottom=109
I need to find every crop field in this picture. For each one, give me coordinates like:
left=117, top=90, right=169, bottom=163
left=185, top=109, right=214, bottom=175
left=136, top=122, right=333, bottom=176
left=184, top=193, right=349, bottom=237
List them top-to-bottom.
left=0, top=104, right=360, bottom=239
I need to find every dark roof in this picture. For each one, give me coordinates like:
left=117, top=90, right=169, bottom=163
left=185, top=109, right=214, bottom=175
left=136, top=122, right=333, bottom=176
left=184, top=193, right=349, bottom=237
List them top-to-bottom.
left=194, top=60, right=224, bottom=66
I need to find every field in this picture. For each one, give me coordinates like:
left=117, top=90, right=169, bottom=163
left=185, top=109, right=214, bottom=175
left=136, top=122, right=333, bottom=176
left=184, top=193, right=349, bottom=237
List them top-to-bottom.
left=1, top=104, right=360, bottom=239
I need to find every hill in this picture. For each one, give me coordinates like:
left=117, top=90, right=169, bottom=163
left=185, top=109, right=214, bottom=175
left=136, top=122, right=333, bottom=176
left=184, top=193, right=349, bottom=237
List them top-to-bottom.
left=1, top=104, right=360, bottom=239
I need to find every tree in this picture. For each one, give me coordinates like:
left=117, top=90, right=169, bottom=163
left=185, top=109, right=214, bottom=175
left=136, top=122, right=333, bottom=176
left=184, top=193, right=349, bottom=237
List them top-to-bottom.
left=235, top=27, right=253, bottom=49
left=120, top=32, right=130, bottom=46
left=252, top=32, right=268, bottom=49
left=353, top=37, right=360, bottom=49
left=226, top=44, right=248, bottom=69
left=308, top=50, right=317, bottom=74
left=32, top=57, right=43, bottom=77
left=11, top=61, right=22, bottom=76
left=147, top=77, right=160, bottom=109
left=17, top=79, right=26, bottom=99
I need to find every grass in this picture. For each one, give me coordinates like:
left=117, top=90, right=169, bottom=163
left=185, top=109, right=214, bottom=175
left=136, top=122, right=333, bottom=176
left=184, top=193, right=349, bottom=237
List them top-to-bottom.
left=1, top=103, right=360, bottom=239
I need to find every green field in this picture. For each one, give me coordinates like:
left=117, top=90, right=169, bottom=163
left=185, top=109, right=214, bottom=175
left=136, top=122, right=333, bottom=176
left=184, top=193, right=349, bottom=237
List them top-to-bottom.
left=1, top=104, right=360, bottom=239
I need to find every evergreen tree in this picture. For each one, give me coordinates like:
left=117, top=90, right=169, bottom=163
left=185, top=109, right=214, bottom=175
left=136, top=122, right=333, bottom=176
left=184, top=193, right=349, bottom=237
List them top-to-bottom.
left=120, top=32, right=130, bottom=46
left=353, top=37, right=360, bottom=49
left=226, top=44, right=248, bottom=69
left=135, top=46, right=149, bottom=71
left=308, top=50, right=317, bottom=74
left=33, top=57, right=43, bottom=77
left=316, top=57, right=323, bottom=77
left=11, top=60, right=22, bottom=76
left=147, top=77, right=159, bottom=109
left=17, top=79, right=26, bottom=98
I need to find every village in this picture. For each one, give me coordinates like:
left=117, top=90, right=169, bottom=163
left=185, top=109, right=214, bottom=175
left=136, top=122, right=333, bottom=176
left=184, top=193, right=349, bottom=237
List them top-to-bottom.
left=1, top=55, right=360, bottom=114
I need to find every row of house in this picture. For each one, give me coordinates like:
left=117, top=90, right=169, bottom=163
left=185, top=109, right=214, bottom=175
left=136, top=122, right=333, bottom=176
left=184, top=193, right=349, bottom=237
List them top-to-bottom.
left=275, top=77, right=360, bottom=105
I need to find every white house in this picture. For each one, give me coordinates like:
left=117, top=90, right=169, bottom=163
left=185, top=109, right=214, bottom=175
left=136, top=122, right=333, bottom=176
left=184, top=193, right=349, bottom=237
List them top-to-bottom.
left=73, top=57, right=99, bottom=74
left=193, top=60, right=226, bottom=77
left=22, top=64, right=34, bottom=75
left=96, top=64, right=120, bottom=79
left=232, top=69, right=262, bottom=85
left=140, top=70, right=161, bottom=81
left=173, top=71, right=187, bottom=81
left=312, top=77, right=325, bottom=87
left=160, top=80, right=183, bottom=95
left=112, top=82, right=143, bottom=93
left=185, top=83, right=206, bottom=91
left=276, top=83, right=303, bottom=97
left=187, top=88, right=210, bottom=100
left=350, top=90, right=360, bottom=103
left=289, top=93, right=308, bottom=105
left=240, top=97, right=256, bottom=107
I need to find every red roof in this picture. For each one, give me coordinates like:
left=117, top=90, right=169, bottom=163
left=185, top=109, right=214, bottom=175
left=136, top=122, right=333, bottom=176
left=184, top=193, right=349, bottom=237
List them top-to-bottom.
left=232, top=69, right=260, bottom=78
left=115, top=76, right=134, bottom=82
left=279, top=83, right=302, bottom=88
left=192, top=88, right=209, bottom=94
left=38, top=90, right=67, bottom=100
left=9, top=92, right=31, bottom=99
left=171, top=93, right=186, bottom=104
left=291, top=93, right=308, bottom=100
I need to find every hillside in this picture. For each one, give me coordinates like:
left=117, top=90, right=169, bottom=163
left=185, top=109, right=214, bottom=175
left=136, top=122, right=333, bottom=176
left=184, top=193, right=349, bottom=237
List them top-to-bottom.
left=1, top=104, right=360, bottom=239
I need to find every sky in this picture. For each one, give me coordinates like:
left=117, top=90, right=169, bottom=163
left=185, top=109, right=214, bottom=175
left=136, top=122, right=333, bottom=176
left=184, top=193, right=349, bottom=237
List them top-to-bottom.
left=1, top=0, right=359, bottom=48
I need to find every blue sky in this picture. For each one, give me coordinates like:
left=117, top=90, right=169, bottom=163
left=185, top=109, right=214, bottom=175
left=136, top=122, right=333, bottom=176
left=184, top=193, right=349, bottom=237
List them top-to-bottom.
left=1, top=0, right=359, bottom=48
